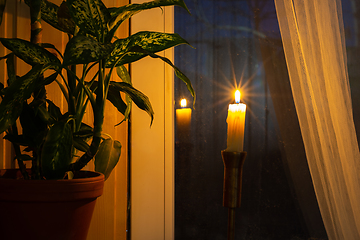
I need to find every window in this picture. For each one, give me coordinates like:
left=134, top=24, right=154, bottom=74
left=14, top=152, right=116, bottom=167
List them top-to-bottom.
left=174, top=1, right=329, bottom=239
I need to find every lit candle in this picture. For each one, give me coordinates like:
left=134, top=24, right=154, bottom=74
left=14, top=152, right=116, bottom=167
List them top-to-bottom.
left=226, top=90, right=246, bottom=152
left=176, top=98, right=192, bottom=142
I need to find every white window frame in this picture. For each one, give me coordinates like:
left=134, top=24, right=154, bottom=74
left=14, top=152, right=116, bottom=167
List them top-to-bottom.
left=130, top=2, right=175, bottom=240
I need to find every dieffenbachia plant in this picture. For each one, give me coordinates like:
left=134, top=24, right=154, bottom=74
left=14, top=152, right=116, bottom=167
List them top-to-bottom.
left=0, top=0, right=195, bottom=180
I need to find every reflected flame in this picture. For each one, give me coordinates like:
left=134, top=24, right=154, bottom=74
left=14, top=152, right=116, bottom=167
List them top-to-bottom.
left=180, top=98, right=187, bottom=108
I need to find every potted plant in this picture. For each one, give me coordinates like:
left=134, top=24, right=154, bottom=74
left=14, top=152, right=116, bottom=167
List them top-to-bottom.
left=0, top=0, right=195, bottom=239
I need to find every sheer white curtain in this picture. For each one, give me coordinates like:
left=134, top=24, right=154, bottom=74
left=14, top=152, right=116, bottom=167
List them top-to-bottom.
left=274, top=0, right=360, bottom=239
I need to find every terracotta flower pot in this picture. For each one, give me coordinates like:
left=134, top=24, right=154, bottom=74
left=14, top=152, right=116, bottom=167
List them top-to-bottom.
left=0, top=169, right=104, bottom=240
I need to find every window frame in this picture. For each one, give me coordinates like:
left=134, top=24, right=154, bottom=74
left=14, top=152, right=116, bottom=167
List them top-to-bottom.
left=130, top=2, right=175, bottom=239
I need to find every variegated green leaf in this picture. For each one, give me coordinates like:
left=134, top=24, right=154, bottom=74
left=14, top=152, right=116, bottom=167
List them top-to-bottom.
left=0, top=0, right=6, bottom=26
left=25, top=0, right=74, bottom=35
left=40, top=0, right=62, bottom=30
left=67, top=0, right=111, bottom=41
left=107, top=0, right=190, bottom=42
left=57, top=1, right=76, bottom=35
left=106, top=31, right=190, bottom=67
left=63, top=35, right=114, bottom=66
left=0, top=38, right=61, bottom=67
left=40, top=43, right=63, bottom=60
left=127, top=46, right=195, bottom=106
left=0, top=52, right=10, bottom=61
left=6, top=53, right=16, bottom=85
left=0, top=65, right=44, bottom=134
left=116, top=65, right=132, bottom=123
left=116, top=65, right=131, bottom=84
left=43, top=71, right=59, bottom=86
left=88, top=80, right=127, bottom=116
left=110, top=81, right=154, bottom=125
left=106, top=85, right=127, bottom=117
left=46, top=99, right=62, bottom=121
left=19, top=102, right=48, bottom=147
left=34, top=104, right=52, bottom=125
left=41, top=121, right=73, bottom=179
left=73, top=123, right=93, bottom=138
left=72, top=124, right=93, bottom=152
left=4, top=134, right=31, bottom=147
left=73, top=137, right=90, bottom=152
left=95, top=138, right=121, bottom=180
left=14, top=154, right=33, bottom=162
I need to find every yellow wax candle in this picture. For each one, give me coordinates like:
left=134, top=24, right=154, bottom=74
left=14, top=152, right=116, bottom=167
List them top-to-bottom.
left=226, top=90, right=246, bottom=152
left=176, top=99, right=192, bottom=142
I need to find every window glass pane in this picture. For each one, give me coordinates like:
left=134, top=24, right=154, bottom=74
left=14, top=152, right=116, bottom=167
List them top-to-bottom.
left=174, top=1, right=331, bottom=239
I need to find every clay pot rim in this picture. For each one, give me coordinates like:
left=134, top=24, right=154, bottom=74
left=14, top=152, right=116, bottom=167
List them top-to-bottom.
left=0, top=169, right=105, bottom=202
left=0, top=169, right=104, bottom=181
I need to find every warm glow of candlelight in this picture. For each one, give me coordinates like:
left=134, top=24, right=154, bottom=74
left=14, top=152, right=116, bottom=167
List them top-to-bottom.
left=226, top=90, right=246, bottom=152
left=235, top=90, right=240, bottom=103
left=180, top=98, right=187, bottom=108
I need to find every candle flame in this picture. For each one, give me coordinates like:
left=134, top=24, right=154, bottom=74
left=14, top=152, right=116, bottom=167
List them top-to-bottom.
left=235, top=90, right=240, bottom=103
left=180, top=98, right=187, bottom=108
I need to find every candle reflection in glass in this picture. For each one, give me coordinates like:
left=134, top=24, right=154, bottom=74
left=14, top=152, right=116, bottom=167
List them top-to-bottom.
left=176, top=98, right=192, bottom=142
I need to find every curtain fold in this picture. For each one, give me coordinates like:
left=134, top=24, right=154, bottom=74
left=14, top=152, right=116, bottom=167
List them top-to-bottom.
left=274, top=0, right=360, bottom=239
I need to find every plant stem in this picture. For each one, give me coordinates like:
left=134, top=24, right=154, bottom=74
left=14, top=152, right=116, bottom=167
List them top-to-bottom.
left=29, top=0, right=42, bottom=179
left=29, top=0, right=42, bottom=44
left=67, top=36, right=76, bottom=115
left=4, top=52, right=28, bottom=178
left=69, top=61, right=106, bottom=171
left=67, top=64, right=77, bottom=116
left=10, top=123, right=29, bottom=179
